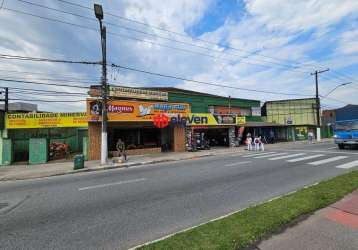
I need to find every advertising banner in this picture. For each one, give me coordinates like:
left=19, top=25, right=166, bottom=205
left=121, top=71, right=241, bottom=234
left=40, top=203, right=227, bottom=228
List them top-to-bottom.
left=89, top=85, right=168, bottom=101
left=87, top=100, right=190, bottom=122
left=251, top=107, right=261, bottom=116
left=6, top=112, right=88, bottom=129
left=152, top=113, right=238, bottom=128
left=186, top=113, right=236, bottom=126
left=236, top=116, right=246, bottom=125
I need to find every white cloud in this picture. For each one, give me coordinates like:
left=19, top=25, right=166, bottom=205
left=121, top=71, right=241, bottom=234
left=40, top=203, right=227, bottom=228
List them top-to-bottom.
left=0, top=0, right=356, bottom=111
left=244, top=0, right=358, bottom=33
left=337, top=28, right=358, bottom=54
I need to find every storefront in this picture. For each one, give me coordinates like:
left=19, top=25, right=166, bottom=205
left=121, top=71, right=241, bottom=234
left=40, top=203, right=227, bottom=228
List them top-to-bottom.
left=261, top=98, right=319, bottom=141
left=87, top=99, right=190, bottom=160
left=1, top=112, right=88, bottom=165
left=186, top=113, right=242, bottom=150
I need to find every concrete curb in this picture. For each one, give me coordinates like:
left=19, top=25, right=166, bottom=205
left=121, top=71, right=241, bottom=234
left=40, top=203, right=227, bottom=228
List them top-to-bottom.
left=0, top=139, right=331, bottom=181
left=0, top=153, right=219, bottom=181
left=127, top=180, right=325, bottom=250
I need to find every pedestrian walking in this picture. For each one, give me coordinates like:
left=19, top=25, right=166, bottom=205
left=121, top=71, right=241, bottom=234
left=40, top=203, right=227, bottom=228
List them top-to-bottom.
left=269, top=130, right=275, bottom=144
left=308, top=131, right=314, bottom=144
left=246, top=132, right=253, bottom=151
left=254, top=136, right=260, bottom=151
left=259, top=136, right=265, bottom=151
left=116, top=138, right=127, bottom=161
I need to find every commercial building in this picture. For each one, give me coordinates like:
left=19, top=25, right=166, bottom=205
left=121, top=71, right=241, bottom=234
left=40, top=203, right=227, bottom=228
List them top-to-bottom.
left=87, top=86, right=261, bottom=160
left=151, top=88, right=260, bottom=149
left=261, top=98, right=318, bottom=140
left=0, top=110, right=88, bottom=165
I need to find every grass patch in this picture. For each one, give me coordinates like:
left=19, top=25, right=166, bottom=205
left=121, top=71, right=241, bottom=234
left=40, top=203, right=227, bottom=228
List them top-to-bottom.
left=139, top=170, right=358, bottom=250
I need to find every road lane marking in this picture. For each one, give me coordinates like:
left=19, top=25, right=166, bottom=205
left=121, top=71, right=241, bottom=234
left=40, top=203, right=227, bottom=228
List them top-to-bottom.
left=326, top=147, right=338, bottom=150
left=278, top=149, right=358, bottom=155
left=241, top=152, right=277, bottom=158
left=253, top=153, right=288, bottom=159
left=268, top=153, right=306, bottom=160
left=287, top=154, right=325, bottom=162
left=308, top=156, right=348, bottom=166
left=335, top=160, right=358, bottom=169
left=224, top=161, right=251, bottom=167
left=78, top=178, right=147, bottom=191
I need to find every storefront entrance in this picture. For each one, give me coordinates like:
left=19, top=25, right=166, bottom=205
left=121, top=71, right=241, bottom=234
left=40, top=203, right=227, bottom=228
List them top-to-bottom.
left=108, top=125, right=173, bottom=155
left=192, top=128, right=230, bottom=147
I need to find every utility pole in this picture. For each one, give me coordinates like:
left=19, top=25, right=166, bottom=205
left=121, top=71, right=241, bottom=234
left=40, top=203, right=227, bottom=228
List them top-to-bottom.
left=94, top=4, right=108, bottom=165
left=311, top=69, right=329, bottom=142
left=0, top=87, right=8, bottom=112
left=4, top=87, right=8, bottom=113
left=228, top=95, right=231, bottom=114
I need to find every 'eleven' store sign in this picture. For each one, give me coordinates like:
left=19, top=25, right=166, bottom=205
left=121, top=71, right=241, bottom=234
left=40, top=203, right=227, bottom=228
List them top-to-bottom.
left=152, top=113, right=245, bottom=128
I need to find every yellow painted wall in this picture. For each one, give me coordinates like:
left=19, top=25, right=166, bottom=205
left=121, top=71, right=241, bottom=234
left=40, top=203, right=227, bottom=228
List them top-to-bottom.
left=265, top=99, right=317, bottom=126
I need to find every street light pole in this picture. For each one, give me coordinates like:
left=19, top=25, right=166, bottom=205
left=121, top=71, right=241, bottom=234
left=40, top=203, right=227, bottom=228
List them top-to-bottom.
left=94, top=4, right=108, bottom=165
left=324, top=82, right=352, bottom=98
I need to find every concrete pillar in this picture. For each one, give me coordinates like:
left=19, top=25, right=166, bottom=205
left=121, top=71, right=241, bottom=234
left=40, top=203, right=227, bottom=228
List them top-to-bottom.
left=88, top=122, right=101, bottom=160
left=173, top=125, right=186, bottom=152
left=316, top=127, right=321, bottom=142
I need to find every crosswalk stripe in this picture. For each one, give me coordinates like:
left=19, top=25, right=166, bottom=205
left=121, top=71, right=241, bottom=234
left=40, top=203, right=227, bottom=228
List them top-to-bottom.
left=241, top=152, right=277, bottom=158
left=253, top=153, right=288, bottom=159
left=268, top=153, right=306, bottom=160
left=287, top=154, right=325, bottom=162
left=308, top=156, right=348, bottom=166
left=335, top=160, right=358, bottom=169
left=224, top=161, right=251, bottom=167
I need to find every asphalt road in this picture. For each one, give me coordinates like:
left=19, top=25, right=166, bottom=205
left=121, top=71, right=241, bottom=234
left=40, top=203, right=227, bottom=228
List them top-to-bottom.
left=1, top=142, right=357, bottom=250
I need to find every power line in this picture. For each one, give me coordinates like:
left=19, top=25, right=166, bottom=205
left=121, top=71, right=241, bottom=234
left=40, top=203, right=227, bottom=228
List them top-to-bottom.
left=14, top=0, right=309, bottom=72
left=54, top=0, right=319, bottom=70
left=2, top=7, right=310, bottom=73
left=0, top=53, right=100, bottom=65
left=110, top=63, right=313, bottom=97
left=0, top=68, right=101, bottom=80
left=328, top=69, right=357, bottom=83
left=0, top=75, right=100, bottom=84
left=0, top=78, right=89, bottom=89
left=1, top=86, right=86, bottom=95
left=10, top=90, right=87, bottom=96
left=10, top=93, right=86, bottom=103
left=319, top=95, right=352, bottom=105
left=10, top=98, right=86, bottom=103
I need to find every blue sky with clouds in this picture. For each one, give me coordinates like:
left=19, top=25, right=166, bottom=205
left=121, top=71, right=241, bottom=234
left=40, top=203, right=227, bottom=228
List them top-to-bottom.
left=0, top=0, right=357, bottom=111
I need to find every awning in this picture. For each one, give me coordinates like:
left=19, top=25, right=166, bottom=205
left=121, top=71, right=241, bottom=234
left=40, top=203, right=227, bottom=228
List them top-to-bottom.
left=243, top=122, right=287, bottom=127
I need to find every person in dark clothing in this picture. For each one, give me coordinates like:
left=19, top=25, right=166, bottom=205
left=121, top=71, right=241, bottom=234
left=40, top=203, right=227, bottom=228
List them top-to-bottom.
left=269, top=130, right=275, bottom=144
left=116, top=139, right=127, bottom=161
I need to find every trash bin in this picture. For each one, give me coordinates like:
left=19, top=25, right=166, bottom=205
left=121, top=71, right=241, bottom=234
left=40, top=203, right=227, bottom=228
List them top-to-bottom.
left=73, top=155, right=84, bottom=170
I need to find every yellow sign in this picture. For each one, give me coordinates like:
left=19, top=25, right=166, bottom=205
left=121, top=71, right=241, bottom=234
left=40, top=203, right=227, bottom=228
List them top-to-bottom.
left=89, top=86, right=168, bottom=101
left=87, top=100, right=190, bottom=122
left=6, top=112, right=88, bottom=129
left=188, top=113, right=237, bottom=126
left=236, top=116, right=246, bottom=125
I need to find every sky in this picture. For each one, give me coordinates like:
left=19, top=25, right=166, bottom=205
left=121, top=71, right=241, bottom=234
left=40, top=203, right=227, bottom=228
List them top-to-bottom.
left=0, top=0, right=357, bottom=112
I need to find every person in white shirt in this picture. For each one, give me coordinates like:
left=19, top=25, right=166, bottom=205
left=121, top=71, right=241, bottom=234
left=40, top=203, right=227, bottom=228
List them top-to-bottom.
left=308, top=131, right=314, bottom=144
left=246, top=133, right=253, bottom=151
left=254, top=136, right=260, bottom=151
left=259, top=136, right=265, bottom=151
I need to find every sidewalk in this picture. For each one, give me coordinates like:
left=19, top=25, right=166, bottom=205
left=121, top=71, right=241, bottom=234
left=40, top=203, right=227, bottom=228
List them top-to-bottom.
left=0, top=139, right=333, bottom=181
left=0, top=147, right=245, bottom=181
left=257, top=190, right=358, bottom=250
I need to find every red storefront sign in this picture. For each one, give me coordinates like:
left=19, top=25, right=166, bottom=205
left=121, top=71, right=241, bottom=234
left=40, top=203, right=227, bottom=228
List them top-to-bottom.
left=153, top=113, right=169, bottom=128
